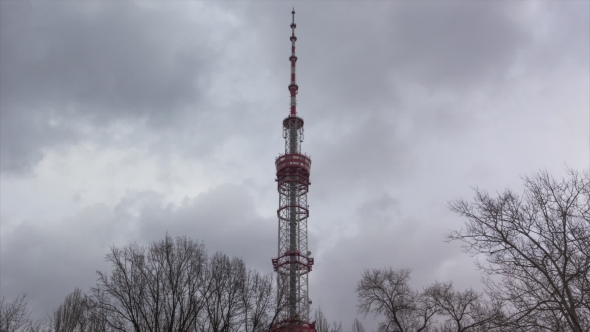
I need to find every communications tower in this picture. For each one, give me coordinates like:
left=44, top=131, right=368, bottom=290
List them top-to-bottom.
left=271, top=9, right=316, bottom=332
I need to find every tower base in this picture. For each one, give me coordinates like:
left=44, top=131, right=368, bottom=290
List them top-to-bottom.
left=271, top=319, right=317, bottom=332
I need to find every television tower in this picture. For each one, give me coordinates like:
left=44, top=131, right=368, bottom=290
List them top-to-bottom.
left=271, top=8, right=316, bottom=332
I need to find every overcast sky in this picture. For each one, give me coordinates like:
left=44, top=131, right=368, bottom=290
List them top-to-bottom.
left=1, top=0, right=588, bottom=329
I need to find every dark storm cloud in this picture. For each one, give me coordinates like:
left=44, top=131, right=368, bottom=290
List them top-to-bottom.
left=0, top=1, right=220, bottom=174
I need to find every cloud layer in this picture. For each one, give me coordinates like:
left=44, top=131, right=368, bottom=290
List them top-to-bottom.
left=1, top=0, right=588, bottom=329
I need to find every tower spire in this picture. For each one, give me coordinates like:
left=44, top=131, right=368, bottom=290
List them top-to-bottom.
left=289, top=8, right=298, bottom=116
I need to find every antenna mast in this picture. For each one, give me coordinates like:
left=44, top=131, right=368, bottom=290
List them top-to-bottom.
left=289, top=8, right=298, bottom=116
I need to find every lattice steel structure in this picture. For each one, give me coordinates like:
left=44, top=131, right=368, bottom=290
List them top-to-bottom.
left=271, top=9, right=316, bottom=332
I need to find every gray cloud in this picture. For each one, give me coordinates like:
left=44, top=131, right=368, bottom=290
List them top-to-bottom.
left=0, top=1, right=222, bottom=174
left=1, top=1, right=218, bottom=121
left=385, top=1, right=532, bottom=91
left=309, top=112, right=415, bottom=196
left=0, top=183, right=275, bottom=319
left=134, top=183, right=276, bottom=271
left=0, top=204, right=118, bottom=315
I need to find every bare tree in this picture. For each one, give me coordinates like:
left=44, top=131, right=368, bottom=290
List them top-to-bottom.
left=447, top=169, right=590, bottom=332
left=46, top=234, right=294, bottom=332
left=92, top=235, right=210, bottom=332
left=197, top=252, right=246, bottom=332
left=355, top=268, right=509, bottom=332
left=356, top=268, right=436, bottom=332
left=240, top=270, right=276, bottom=332
left=262, top=275, right=292, bottom=332
left=423, top=282, right=500, bottom=332
left=51, top=288, right=119, bottom=332
left=52, top=288, right=89, bottom=332
left=0, top=293, right=47, bottom=332
left=1, top=293, right=30, bottom=332
left=313, top=307, right=341, bottom=332
left=351, top=318, right=365, bottom=332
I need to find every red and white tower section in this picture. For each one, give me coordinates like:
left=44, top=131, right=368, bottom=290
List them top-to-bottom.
left=271, top=9, right=316, bottom=332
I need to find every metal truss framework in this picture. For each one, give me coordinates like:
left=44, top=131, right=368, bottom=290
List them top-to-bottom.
left=273, top=117, right=313, bottom=322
